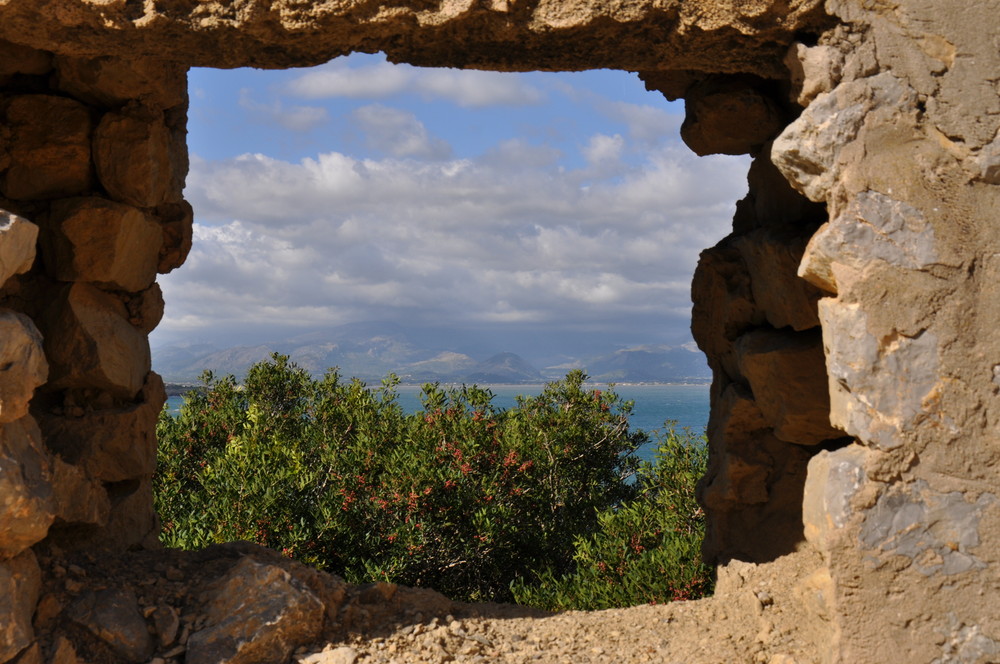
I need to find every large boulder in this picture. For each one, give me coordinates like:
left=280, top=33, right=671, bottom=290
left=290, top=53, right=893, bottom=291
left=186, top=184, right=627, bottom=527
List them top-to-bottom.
left=187, top=557, right=325, bottom=664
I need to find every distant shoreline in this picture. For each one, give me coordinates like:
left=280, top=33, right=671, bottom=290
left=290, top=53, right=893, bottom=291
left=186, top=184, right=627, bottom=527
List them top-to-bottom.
left=164, top=379, right=711, bottom=397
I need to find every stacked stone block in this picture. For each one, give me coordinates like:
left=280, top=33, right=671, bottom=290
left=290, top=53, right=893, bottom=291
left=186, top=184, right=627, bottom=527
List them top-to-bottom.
left=0, top=39, right=190, bottom=660
left=661, top=72, right=841, bottom=565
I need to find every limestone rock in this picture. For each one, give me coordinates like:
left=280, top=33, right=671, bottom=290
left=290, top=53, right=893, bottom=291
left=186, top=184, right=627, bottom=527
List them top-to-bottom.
left=784, top=43, right=843, bottom=107
left=55, top=55, right=187, bottom=109
left=772, top=72, right=917, bottom=202
left=681, top=77, right=786, bottom=156
left=1, top=95, right=92, bottom=200
left=93, top=108, right=173, bottom=208
left=799, top=190, right=944, bottom=295
left=46, top=197, right=163, bottom=292
left=0, top=210, right=38, bottom=286
left=732, top=228, right=821, bottom=332
left=41, top=283, right=151, bottom=399
left=818, top=299, right=940, bottom=450
left=0, top=309, right=48, bottom=424
left=736, top=328, right=842, bottom=445
left=38, top=372, right=165, bottom=483
left=0, top=416, right=55, bottom=558
left=802, top=445, right=867, bottom=550
left=0, top=549, right=41, bottom=663
left=187, top=557, right=325, bottom=664
left=68, top=588, right=154, bottom=662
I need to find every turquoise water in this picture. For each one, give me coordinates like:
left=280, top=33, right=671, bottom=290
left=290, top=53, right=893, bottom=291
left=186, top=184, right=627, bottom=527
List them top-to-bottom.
left=165, top=383, right=710, bottom=463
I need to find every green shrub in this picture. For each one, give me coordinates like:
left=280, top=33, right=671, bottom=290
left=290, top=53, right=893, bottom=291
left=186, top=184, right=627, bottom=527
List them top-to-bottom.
left=155, top=354, right=665, bottom=603
left=509, top=425, right=712, bottom=610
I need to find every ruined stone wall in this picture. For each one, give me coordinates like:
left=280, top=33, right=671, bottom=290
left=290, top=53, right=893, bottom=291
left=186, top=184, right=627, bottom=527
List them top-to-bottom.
left=0, top=1, right=998, bottom=663
left=0, top=43, right=192, bottom=661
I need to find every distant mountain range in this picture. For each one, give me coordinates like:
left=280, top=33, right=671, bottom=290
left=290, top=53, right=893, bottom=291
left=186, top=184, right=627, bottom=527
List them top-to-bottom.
left=152, top=323, right=710, bottom=385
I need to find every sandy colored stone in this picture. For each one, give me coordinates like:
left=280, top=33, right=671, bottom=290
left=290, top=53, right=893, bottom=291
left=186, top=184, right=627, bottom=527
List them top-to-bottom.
left=0, top=1, right=829, bottom=76
left=784, top=43, right=843, bottom=107
left=55, top=55, right=187, bottom=109
left=681, top=76, right=787, bottom=156
left=1, top=95, right=92, bottom=200
left=93, top=108, right=173, bottom=208
left=46, top=196, right=163, bottom=292
left=0, top=210, right=38, bottom=286
left=732, top=228, right=822, bottom=332
left=690, top=244, right=761, bottom=377
left=40, top=283, right=151, bottom=399
left=0, top=309, right=47, bottom=424
left=736, top=328, right=842, bottom=445
left=0, top=417, right=54, bottom=558
left=802, top=445, right=867, bottom=550
left=0, top=549, right=41, bottom=663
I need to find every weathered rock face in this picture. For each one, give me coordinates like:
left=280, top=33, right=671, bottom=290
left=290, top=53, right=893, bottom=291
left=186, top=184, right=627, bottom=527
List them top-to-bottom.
left=0, top=1, right=999, bottom=663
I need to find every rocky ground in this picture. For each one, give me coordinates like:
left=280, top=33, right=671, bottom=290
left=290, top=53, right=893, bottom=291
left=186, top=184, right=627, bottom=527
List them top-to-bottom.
left=15, top=542, right=824, bottom=664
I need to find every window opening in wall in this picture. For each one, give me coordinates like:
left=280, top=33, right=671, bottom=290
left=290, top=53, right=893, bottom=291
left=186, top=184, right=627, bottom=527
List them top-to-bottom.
left=151, top=54, right=750, bottom=606
left=153, top=55, right=748, bottom=407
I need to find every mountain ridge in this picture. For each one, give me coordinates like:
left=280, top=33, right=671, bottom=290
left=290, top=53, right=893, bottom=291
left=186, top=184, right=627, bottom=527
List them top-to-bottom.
left=152, top=324, right=710, bottom=384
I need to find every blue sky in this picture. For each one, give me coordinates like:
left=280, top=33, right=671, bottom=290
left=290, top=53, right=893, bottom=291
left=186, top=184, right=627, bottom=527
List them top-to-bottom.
left=153, top=54, right=750, bottom=365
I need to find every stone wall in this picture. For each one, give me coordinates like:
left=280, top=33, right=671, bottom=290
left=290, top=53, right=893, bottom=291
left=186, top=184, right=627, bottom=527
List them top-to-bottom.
left=0, top=1, right=998, bottom=663
left=0, top=45, right=191, bottom=662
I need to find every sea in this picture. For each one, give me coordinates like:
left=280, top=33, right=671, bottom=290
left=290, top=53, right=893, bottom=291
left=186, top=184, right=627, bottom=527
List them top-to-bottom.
left=164, top=383, right=710, bottom=464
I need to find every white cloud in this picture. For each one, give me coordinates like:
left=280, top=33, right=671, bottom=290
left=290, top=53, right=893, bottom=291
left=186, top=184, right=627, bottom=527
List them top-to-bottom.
left=286, top=57, right=544, bottom=108
left=237, top=89, right=328, bottom=131
left=351, top=104, right=452, bottom=160
left=582, top=133, right=625, bottom=166
left=166, top=142, right=748, bottom=344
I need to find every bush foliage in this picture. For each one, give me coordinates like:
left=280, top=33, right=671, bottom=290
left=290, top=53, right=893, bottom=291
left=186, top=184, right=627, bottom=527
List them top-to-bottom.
left=154, top=354, right=712, bottom=607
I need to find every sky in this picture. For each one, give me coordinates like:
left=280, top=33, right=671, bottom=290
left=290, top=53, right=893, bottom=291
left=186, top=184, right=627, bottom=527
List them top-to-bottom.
left=152, top=53, right=750, bottom=364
